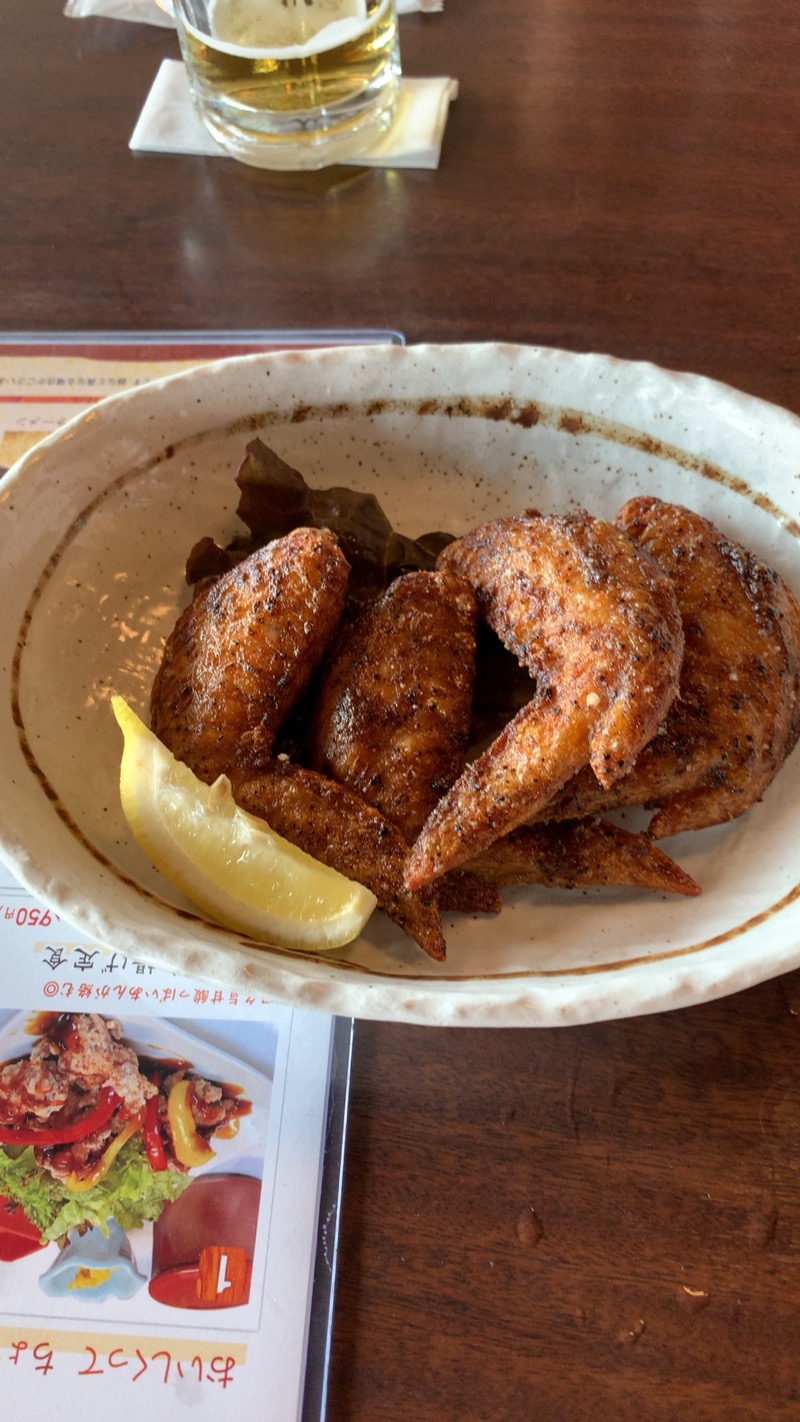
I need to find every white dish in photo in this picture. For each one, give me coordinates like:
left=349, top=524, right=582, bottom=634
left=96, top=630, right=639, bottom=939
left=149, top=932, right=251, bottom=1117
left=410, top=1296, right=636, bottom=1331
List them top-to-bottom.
left=0, top=342, right=798, bottom=1027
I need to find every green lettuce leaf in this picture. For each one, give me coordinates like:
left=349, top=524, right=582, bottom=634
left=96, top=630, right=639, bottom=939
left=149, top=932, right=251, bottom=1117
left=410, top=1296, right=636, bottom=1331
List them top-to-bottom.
left=0, top=1138, right=191, bottom=1244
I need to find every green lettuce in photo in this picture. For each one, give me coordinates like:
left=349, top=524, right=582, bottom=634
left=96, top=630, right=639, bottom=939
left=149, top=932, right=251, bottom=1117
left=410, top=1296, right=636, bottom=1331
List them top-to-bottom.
left=0, top=1138, right=191, bottom=1244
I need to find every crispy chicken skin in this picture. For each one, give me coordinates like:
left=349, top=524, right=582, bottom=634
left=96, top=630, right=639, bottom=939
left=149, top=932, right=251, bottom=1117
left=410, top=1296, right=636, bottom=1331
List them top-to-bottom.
left=537, top=499, right=800, bottom=837
left=405, top=512, right=683, bottom=889
left=151, top=528, right=349, bottom=784
left=306, top=568, right=500, bottom=915
left=308, top=569, right=478, bottom=836
left=229, top=761, right=446, bottom=961
left=465, top=819, right=700, bottom=896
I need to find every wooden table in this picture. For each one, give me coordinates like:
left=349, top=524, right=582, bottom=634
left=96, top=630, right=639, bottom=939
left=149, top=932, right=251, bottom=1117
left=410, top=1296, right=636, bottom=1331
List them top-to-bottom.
left=3, top=3, right=800, bottom=1417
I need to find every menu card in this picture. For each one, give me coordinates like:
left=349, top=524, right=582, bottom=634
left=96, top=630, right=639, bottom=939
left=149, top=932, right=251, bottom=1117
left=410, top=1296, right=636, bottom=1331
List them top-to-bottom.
left=0, top=327, right=404, bottom=472
left=0, top=331, right=401, bottom=1419
left=0, top=869, right=351, bottom=1420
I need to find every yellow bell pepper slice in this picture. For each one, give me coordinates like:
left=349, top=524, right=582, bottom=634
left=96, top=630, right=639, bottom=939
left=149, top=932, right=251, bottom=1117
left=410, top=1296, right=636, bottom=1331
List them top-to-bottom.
left=166, top=1080, right=216, bottom=1169
left=65, top=1108, right=147, bottom=1193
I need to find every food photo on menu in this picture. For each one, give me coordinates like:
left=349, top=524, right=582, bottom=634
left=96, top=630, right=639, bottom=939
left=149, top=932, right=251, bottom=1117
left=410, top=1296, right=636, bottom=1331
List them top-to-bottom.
left=0, top=1010, right=274, bottom=1316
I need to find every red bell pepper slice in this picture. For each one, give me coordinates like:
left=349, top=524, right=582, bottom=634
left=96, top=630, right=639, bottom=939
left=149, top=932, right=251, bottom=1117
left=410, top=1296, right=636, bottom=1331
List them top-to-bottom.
left=0, top=1085, right=121, bottom=1147
left=143, top=1093, right=168, bottom=1171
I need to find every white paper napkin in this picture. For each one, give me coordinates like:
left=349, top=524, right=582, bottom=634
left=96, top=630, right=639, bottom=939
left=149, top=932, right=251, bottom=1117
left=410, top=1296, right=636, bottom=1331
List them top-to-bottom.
left=65, top=0, right=442, bottom=23
left=65, top=0, right=176, bottom=23
left=129, top=58, right=457, bottom=169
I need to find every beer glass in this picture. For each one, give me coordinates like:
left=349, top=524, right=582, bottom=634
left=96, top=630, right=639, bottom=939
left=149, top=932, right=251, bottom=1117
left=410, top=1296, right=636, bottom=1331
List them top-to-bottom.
left=173, top=0, right=402, bottom=170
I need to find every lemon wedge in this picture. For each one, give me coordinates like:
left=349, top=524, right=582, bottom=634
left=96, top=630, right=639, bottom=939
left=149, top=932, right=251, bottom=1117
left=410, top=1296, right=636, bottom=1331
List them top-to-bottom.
left=111, top=696, right=377, bottom=951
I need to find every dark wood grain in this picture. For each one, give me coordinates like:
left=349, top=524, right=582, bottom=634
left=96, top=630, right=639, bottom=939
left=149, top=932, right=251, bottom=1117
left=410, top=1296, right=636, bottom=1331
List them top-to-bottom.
left=2, top=2, right=799, bottom=412
left=3, top=2, right=800, bottom=1417
left=336, top=978, right=800, bottom=1421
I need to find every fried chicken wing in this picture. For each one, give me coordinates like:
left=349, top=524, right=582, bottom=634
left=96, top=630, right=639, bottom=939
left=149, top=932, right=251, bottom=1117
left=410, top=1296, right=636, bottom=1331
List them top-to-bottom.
left=536, top=498, right=800, bottom=837
left=404, top=512, right=683, bottom=889
left=151, top=528, right=349, bottom=784
left=306, top=567, right=499, bottom=920
left=308, top=569, right=478, bottom=836
left=229, top=761, right=446, bottom=961
left=464, top=819, right=700, bottom=896
left=435, top=871, right=503, bottom=915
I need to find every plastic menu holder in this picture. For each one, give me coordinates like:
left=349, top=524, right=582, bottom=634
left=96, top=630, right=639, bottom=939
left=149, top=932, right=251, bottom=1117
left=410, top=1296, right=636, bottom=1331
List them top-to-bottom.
left=0, top=327, right=405, bottom=472
left=0, top=327, right=405, bottom=353
left=302, top=1016, right=355, bottom=1422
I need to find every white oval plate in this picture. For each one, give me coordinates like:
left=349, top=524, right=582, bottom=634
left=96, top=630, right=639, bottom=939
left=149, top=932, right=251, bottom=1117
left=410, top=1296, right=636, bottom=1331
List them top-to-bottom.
left=1, top=343, right=799, bottom=1027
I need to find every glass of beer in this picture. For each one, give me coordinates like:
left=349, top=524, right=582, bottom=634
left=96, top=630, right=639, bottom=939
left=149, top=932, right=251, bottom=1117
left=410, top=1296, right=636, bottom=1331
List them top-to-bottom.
left=172, top=0, right=402, bottom=170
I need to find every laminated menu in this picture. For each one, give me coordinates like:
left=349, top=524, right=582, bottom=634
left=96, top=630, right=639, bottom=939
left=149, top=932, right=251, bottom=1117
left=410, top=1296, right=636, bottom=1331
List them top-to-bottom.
left=0, top=864, right=351, bottom=1420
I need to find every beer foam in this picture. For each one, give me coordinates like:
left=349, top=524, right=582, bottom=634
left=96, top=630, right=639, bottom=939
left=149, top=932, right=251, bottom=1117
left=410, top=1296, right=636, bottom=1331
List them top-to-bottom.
left=206, top=0, right=389, bottom=59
